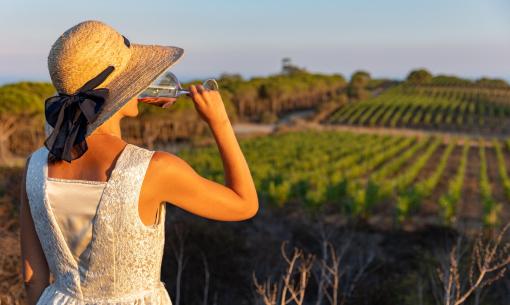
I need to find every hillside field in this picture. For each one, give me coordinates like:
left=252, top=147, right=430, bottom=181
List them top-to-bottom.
left=327, top=84, right=510, bottom=134
left=178, top=130, right=510, bottom=229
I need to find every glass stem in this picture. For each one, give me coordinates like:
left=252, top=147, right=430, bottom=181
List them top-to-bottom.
left=177, top=89, right=190, bottom=96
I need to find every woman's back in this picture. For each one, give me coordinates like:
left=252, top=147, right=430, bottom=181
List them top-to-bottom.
left=45, top=136, right=161, bottom=227
left=25, top=143, right=171, bottom=304
left=46, top=179, right=105, bottom=267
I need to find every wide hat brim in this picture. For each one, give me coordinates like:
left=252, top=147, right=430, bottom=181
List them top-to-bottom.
left=84, top=43, right=184, bottom=137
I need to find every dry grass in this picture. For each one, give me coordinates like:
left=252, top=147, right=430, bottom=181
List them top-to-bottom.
left=0, top=197, right=25, bottom=304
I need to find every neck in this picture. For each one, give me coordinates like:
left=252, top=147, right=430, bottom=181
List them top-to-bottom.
left=91, top=118, right=122, bottom=138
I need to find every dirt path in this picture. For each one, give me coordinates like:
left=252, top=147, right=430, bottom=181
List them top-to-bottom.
left=233, top=109, right=315, bottom=135
left=232, top=123, right=274, bottom=134
left=414, top=144, right=446, bottom=185
left=485, top=147, right=508, bottom=206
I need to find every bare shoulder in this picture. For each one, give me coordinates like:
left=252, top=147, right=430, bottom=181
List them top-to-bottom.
left=124, top=146, right=173, bottom=177
left=142, top=150, right=197, bottom=204
left=145, top=150, right=198, bottom=185
left=150, top=150, right=191, bottom=172
left=151, top=150, right=178, bottom=162
left=151, top=150, right=171, bottom=160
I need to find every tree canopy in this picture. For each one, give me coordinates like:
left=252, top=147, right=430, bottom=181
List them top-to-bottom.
left=406, top=69, right=433, bottom=84
left=0, top=82, right=54, bottom=115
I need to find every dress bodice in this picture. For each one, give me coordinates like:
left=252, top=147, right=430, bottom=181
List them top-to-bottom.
left=25, top=143, right=171, bottom=305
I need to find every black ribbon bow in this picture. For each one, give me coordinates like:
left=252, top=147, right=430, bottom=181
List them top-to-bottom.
left=44, top=65, right=115, bottom=162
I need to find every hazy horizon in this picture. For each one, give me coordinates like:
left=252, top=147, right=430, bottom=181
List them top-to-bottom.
left=1, top=0, right=509, bottom=85
left=2, top=68, right=510, bottom=87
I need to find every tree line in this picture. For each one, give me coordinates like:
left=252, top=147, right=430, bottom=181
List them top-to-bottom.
left=0, top=69, right=348, bottom=162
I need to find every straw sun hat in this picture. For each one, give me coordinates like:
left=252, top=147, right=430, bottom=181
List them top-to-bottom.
left=43, top=20, right=184, bottom=162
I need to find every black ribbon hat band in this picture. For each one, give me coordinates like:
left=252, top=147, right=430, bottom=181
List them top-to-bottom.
left=122, top=35, right=131, bottom=48
left=44, top=65, right=115, bottom=162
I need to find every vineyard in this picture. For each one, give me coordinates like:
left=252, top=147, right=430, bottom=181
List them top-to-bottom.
left=3, top=71, right=510, bottom=303
left=327, top=84, right=510, bottom=134
left=178, top=130, right=510, bottom=227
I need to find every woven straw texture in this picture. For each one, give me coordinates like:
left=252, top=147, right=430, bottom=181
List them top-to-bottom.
left=46, top=20, right=184, bottom=137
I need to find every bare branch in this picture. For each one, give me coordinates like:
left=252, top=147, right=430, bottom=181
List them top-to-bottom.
left=434, top=223, right=510, bottom=305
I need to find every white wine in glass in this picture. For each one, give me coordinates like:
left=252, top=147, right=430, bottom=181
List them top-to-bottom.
left=139, top=71, right=219, bottom=98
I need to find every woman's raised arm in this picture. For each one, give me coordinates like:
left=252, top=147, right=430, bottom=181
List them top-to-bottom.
left=149, top=85, right=259, bottom=221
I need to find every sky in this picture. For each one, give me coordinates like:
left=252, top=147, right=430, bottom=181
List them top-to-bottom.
left=1, top=0, right=510, bottom=84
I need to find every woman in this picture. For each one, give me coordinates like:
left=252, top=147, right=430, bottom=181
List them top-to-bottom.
left=19, top=20, right=259, bottom=305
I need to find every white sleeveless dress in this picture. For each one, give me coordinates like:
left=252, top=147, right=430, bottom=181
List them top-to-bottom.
left=25, top=143, right=172, bottom=305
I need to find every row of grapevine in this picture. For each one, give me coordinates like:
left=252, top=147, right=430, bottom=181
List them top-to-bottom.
left=493, top=140, right=510, bottom=200
left=479, top=142, right=503, bottom=226
left=438, top=143, right=469, bottom=224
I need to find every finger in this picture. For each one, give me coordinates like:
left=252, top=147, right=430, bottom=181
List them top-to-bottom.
left=190, top=84, right=199, bottom=96
left=197, top=84, right=206, bottom=94
left=197, top=84, right=212, bottom=104
left=190, top=85, right=206, bottom=105
left=186, top=86, right=194, bottom=97
left=209, top=90, right=221, bottom=99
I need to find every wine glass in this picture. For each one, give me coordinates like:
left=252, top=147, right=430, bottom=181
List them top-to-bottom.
left=138, top=71, right=219, bottom=98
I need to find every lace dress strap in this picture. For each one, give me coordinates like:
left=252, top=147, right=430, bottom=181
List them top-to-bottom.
left=26, top=147, right=84, bottom=297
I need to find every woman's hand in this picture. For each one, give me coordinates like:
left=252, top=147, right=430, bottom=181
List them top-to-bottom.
left=188, top=84, right=230, bottom=126
left=138, top=85, right=230, bottom=126
left=137, top=97, right=177, bottom=108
